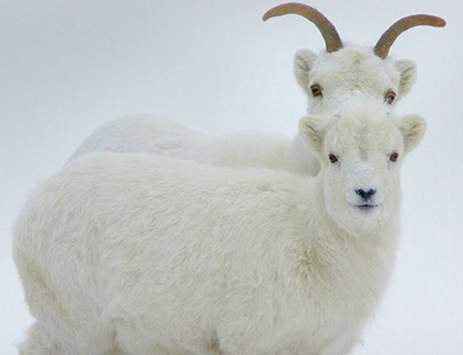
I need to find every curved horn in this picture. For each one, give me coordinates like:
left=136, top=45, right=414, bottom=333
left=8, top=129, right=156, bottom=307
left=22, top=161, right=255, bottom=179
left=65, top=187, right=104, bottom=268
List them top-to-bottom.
left=263, top=3, right=343, bottom=53
left=374, top=15, right=446, bottom=59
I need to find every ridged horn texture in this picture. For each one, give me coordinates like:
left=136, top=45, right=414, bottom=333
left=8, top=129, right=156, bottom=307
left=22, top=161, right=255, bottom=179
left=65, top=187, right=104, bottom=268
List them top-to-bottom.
left=263, top=3, right=343, bottom=53
left=374, top=15, right=446, bottom=59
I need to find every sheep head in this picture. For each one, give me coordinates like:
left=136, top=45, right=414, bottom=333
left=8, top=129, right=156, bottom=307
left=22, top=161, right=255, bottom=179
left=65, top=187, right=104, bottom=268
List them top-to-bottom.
left=263, top=3, right=445, bottom=114
left=299, top=105, right=426, bottom=233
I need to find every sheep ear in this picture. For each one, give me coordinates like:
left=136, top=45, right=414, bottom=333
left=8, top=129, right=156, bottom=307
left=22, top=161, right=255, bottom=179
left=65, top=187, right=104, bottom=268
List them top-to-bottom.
left=294, top=49, right=318, bottom=96
left=395, top=59, right=417, bottom=100
left=398, top=114, right=426, bottom=154
left=299, top=115, right=328, bottom=154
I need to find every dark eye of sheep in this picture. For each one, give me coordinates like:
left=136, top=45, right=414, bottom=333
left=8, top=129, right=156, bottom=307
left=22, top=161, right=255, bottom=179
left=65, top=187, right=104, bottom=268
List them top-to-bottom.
left=310, top=84, right=322, bottom=97
left=385, top=91, right=396, bottom=104
left=390, top=152, right=400, bottom=162
left=329, top=154, right=338, bottom=163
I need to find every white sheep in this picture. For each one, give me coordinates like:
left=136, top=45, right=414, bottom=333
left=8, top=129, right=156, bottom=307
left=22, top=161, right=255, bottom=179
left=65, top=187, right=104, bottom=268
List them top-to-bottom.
left=68, top=3, right=444, bottom=176
left=14, top=104, right=426, bottom=355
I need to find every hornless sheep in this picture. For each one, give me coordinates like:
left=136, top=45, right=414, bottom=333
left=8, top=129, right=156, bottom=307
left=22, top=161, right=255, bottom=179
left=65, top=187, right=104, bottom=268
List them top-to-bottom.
left=68, top=3, right=444, bottom=176
left=14, top=105, right=426, bottom=355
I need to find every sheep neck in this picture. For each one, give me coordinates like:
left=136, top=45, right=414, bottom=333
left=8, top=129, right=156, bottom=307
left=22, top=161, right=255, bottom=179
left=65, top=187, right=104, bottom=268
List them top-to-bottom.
left=293, top=173, right=400, bottom=319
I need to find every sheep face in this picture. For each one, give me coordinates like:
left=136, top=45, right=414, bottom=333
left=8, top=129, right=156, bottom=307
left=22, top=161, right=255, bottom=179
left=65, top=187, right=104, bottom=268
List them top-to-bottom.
left=294, top=45, right=416, bottom=115
left=299, top=106, right=426, bottom=234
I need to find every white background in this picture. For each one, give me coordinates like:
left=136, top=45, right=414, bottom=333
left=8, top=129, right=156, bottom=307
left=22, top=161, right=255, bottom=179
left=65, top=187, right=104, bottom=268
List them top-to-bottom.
left=1, top=0, right=461, bottom=354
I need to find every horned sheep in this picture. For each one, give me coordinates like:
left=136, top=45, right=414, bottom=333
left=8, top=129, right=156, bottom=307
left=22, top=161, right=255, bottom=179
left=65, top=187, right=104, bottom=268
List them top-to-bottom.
left=69, top=3, right=444, bottom=176
left=14, top=105, right=426, bottom=355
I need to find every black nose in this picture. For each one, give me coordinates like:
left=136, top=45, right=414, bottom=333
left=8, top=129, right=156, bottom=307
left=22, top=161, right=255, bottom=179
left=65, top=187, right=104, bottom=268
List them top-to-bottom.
left=355, top=188, right=376, bottom=200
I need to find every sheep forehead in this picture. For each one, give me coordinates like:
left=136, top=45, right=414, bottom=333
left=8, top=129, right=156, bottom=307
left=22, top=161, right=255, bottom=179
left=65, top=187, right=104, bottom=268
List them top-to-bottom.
left=311, top=45, right=400, bottom=95
left=324, top=108, right=400, bottom=159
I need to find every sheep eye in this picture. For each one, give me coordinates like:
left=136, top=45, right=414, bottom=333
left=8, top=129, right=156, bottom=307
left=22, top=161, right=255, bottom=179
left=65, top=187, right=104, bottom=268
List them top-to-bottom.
left=310, top=84, right=322, bottom=97
left=385, top=91, right=396, bottom=104
left=390, top=152, right=400, bottom=162
left=328, top=154, right=338, bottom=163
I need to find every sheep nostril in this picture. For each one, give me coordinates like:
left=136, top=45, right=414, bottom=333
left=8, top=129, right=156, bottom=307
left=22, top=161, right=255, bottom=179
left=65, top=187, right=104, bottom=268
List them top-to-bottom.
left=355, top=188, right=377, bottom=200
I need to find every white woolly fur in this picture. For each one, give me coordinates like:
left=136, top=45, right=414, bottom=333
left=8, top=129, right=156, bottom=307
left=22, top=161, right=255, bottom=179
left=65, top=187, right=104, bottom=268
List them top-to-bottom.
left=68, top=42, right=417, bottom=177
left=14, top=105, right=426, bottom=355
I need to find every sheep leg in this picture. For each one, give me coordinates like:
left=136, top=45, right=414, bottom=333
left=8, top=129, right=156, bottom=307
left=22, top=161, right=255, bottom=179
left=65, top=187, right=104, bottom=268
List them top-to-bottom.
left=15, top=254, right=115, bottom=355
left=17, top=319, right=119, bottom=355
left=319, top=328, right=361, bottom=355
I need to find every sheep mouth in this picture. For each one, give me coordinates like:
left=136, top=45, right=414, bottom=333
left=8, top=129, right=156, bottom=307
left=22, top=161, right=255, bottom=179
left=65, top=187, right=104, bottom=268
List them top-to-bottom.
left=348, top=203, right=383, bottom=221
left=349, top=203, right=381, bottom=213
left=357, top=204, right=378, bottom=210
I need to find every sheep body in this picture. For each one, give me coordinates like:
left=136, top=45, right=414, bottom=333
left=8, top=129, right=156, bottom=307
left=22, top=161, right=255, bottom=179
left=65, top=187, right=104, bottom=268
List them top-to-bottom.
left=14, top=107, right=426, bottom=355
left=69, top=114, right=313, bottom=174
